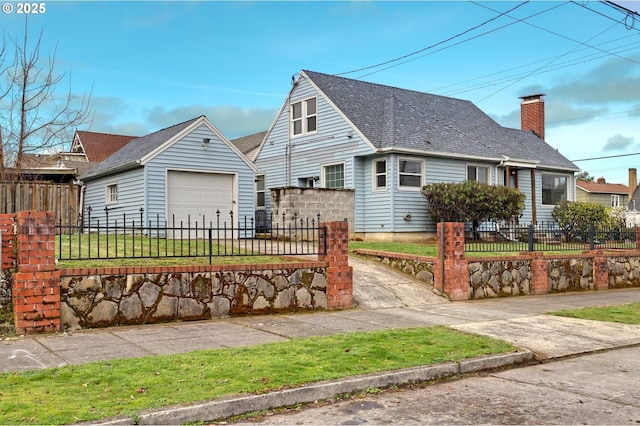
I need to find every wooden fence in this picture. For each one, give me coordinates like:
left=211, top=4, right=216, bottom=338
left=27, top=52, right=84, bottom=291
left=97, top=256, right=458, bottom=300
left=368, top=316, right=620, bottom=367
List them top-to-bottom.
left=0, top=181, right=81, bottom=227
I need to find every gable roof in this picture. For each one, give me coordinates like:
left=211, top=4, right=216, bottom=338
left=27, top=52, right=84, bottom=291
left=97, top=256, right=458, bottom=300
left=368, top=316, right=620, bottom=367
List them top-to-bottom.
left=300, top=70, right=578, bottom=171
left=82, top=116, right=258, bottom=180
left=74, top=131, right=137, bottom=162
left=231, top=131, right=266, bottom=161
left=576, top=180, right=628, bottom=194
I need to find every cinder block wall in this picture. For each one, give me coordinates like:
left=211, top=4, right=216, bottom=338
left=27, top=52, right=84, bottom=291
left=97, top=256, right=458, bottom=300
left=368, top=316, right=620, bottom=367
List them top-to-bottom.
left=270, top=187, right=355, bottom=240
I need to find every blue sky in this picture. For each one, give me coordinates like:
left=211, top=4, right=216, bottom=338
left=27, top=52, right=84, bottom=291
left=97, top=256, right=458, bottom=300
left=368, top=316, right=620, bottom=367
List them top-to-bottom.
left=2, top=1, right=640, bottom=184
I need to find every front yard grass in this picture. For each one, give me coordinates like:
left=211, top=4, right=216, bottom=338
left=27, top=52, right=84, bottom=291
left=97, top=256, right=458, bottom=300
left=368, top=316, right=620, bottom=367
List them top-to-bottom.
left=548, top=302, right=640, bottom=325
left=0, top=326, right=514, bottom=425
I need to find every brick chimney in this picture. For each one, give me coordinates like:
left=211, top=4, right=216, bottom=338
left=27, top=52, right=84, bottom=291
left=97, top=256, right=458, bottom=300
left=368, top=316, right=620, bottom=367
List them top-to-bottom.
left=520, top=94, right=545, bottom=141
left=629, top=168, right=637, bottom=199
left=597, top=177, right=606, bottom=184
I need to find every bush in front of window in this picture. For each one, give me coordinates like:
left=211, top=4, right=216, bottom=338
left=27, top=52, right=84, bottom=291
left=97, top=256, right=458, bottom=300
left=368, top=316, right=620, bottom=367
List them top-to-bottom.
left=421, top=181, right=525, bottom=225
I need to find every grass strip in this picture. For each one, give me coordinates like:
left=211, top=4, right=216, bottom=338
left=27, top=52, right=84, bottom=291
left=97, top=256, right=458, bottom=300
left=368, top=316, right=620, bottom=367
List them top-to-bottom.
left=548, top=302, right=640, bottom=325
left=0, top=326, right=514, bottom=425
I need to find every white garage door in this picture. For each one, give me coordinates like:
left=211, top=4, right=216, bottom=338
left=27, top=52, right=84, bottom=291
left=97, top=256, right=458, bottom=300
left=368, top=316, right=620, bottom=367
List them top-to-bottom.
left=167, top=171, right=234, bottom=227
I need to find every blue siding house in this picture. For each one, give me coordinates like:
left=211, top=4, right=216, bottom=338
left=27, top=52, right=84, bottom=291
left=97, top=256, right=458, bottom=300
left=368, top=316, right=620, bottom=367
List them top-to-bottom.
left=254, top=70, right=579, bottom=241
left=81, top=116, right=259, bottom=229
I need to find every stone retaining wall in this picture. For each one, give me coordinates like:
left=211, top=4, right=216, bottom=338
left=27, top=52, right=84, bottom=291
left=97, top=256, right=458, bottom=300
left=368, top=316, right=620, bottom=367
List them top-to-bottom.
left=356, top=246, right=640, bottom=301
left=353, top=250, right=435, bottom=286
left=608, top=256, right=640, bottom=288
left=468, top=259, right=532, bottom=299
left=60, top=263, right=328, bottom=330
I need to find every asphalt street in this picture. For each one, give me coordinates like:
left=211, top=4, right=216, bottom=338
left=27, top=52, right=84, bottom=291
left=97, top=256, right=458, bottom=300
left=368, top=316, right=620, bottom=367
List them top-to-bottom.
left=229, top=345, right=640, bottom=425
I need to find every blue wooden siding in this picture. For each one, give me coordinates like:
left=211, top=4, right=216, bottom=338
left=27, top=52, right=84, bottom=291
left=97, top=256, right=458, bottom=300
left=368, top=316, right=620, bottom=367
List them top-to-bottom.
left=255, top=76, right=375, bottom=212
left=84, top=123, right=255, bottom=227
left=146, top=124, right=255, bottom=225
left=83, top=167, right=146, bottom=224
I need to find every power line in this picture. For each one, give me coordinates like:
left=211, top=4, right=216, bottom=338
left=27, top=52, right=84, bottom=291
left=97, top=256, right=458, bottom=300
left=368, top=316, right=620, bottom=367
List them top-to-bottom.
left=334, top=0, right=530, bottom=76
left=335, top=2, right=531, bottom=77
left=572, top=152, right=640, bottom=162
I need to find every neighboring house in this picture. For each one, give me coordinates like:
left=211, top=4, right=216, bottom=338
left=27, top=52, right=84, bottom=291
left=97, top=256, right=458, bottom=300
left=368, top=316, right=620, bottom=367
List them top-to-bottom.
left=254, top=70, right=579, bottom=240
left=81, top=116, right=259, bottom=228
left=15, top=130, right=138, bottom=183
left=71, top=130, right=138, bottom=166
left=230, top=131, right=267, bottom=161
left=20, top=152, right=88, bottom=183
left=576, top=177, right=628, bottom=209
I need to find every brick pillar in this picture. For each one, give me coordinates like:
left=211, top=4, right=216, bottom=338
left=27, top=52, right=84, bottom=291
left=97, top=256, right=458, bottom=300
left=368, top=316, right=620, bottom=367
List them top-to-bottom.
left=12, top=211, right=61, bottom=334
left=0, top=214, right=16, bottom=270
left=319, top=221, right=352, bottom=310
left=435, top=222, right=469, bottom=301
left=592, top=250, right=609, bottom=291
left=530, top=252, right=549, bottom=295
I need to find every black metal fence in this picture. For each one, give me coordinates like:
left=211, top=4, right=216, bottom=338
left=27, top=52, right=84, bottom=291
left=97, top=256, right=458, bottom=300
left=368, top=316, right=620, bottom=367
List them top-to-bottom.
left=56, top=209, right=326, bottom=262
left=465, top=222, right=640, bottom=253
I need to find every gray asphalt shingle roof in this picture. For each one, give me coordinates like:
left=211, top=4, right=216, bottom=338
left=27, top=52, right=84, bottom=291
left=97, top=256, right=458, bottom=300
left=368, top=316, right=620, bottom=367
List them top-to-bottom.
left=303, top=70, right=577, bottom=170
left=81, top=116, right=202, bottom=179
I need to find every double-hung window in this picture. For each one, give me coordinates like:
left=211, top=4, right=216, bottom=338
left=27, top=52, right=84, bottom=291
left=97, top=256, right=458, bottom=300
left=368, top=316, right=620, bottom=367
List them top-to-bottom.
left=291, top=97, right=317, bottom=136
left=374, top=159, right=387, bottom=189
left=398, top=159, right=423, bottom=189
left=542, top=173, right=568, bottom=205
left=256, top=175, right=265, bottom=209
left=106, top=183, right=118, bottom=205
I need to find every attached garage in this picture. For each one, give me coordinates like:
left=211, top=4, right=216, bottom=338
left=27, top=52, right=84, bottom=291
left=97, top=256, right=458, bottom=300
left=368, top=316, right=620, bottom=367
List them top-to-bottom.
left=167, top=170, right=235, bottom=227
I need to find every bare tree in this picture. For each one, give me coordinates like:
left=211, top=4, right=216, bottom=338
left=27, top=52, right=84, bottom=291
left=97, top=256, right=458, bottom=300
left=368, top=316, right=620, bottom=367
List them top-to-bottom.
left=0, top=20, right=91, bottom=183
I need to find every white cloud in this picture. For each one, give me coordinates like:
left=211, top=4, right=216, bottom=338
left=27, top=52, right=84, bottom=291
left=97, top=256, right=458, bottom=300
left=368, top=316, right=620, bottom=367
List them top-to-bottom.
left=603, top=134, right=635, bottom=151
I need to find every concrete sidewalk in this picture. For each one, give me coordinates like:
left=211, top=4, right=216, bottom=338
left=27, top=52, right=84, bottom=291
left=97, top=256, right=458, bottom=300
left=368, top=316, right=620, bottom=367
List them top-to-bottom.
left=2, top=278, right=640, bottom=424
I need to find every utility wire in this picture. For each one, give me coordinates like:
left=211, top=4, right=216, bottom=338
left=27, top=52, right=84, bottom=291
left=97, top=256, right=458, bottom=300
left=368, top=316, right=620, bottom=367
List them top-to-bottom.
left=335, top=1, right=531, bottom=76
left=351, top=2, right=567, bottom=81
left=572, top=152, right=640, bottom=162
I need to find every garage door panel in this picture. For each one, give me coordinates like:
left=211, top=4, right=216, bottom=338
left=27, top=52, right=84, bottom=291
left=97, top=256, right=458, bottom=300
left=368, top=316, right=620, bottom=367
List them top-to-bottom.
left=167, top=171, right=234, bottom=228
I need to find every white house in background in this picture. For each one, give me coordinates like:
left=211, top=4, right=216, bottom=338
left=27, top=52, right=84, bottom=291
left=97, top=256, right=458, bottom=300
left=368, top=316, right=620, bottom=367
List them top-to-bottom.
left=253, top=70, right=579, bottom=241
left=80, top=115, right=259, bottom=228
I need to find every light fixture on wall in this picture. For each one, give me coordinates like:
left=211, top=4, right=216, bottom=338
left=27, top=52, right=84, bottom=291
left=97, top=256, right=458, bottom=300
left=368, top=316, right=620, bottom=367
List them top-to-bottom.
left=347, top=131, right=355, bottom=139
left=202, top=138, right=210, bottom=150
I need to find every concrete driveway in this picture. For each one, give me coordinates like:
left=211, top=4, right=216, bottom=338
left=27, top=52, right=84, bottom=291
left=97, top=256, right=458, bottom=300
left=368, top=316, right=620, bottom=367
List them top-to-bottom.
left=349, top=255, right=447, bottom=309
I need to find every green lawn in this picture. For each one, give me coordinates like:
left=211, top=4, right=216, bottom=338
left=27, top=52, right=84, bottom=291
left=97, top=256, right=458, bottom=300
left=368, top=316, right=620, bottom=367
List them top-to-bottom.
left=548, top=302, right=640, bottom=324
left=0, top=326, right=514, bottom=425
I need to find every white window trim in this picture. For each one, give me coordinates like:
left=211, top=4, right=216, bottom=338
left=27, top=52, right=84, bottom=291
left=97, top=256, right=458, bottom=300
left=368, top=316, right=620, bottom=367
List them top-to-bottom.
left=290, top=96, right=318, bottom=138
left=373, top=158, right=387, bottom=191
left=397, top=158, right=424, bottom=191
left=322, top=161, right=345, bottom=189
left=466, top=163, right=491, bottom=184
left=541, top=172, right=569, bottom=206
left=255, top=175, right=266, bottom=210
left=105, top=182, right=118, bottom=205
left=611, top=194, right=620, bottom=208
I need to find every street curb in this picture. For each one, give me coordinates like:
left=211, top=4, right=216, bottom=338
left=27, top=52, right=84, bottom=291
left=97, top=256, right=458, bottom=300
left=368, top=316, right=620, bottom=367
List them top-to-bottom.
left=97, top=351, right=534, bottom=425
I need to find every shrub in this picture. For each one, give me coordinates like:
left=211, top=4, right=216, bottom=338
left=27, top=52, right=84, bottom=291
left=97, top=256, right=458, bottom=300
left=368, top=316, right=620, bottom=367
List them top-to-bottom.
left=421, top=181, right=525, bottom=225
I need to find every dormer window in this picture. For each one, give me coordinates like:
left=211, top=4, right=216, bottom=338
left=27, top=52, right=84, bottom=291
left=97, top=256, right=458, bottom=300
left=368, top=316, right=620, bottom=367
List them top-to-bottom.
left=291, top=97, right=317, bottom=136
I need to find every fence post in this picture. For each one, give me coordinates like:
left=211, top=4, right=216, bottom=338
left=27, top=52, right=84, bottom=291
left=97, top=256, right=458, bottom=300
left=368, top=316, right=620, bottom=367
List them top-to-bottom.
left=12, top=211, right=61, bottom=334
left=319, top=221, right=352, bottom=310
left=435, top=222, right=469, bottom=301
left=528, top=224, right=535, bottom=252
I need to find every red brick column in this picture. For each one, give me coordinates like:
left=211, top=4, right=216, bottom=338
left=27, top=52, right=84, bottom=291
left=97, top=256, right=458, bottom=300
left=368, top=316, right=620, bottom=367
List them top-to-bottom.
left=12, top=211, right=61, bottom=334
left=0, top=214, right=16, bottom=270
left=319, top=221, right=353, bottom=310
left=435, top=222, right=469, bottom=301
left=592, top=250, right=609, bottom=291
left=530, top=252, right=549, bottom=295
